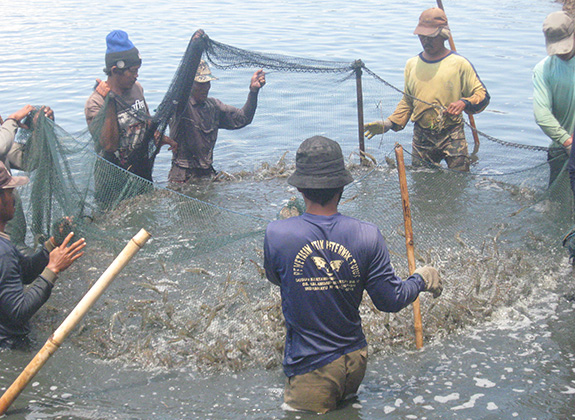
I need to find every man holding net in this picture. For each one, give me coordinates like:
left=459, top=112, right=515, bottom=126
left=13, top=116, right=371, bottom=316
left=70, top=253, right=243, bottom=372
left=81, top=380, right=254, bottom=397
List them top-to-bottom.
left=364, top=8, right=489, bottom=172
left=533, top=11, right=575, bottom=187
left=85, top=30, right=175, bottom=206
left=168, top=33, right=266, bottom=183
left=1, top=105, right=54, bottom=247
left=263, top=135, right=443, bottom=413
left=0, top=161, right=85, bottom=349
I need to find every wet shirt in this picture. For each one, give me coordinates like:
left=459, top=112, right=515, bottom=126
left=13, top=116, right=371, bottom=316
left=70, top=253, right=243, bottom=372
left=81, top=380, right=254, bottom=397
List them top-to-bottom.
left=389, top=52, right=489, bottom=131
left=533, top=55, right=575, bottom=148
left=85, top=82, right=150, bottom=169
left=169, top=92, right=258, bottom=170
left=263, top=212, right=425, bottom=377
left=0, top=233, right=54, bottom=344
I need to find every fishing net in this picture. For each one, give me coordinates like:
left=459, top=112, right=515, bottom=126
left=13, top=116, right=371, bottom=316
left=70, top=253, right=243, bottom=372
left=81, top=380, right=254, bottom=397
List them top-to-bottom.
left=12, top=34, right=574, bottom=372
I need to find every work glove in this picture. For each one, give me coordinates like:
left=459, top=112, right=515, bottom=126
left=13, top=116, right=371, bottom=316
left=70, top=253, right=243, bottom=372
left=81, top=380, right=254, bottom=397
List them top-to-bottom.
left=95, top=79, right=111, bottom=98
left=364, top=119, right=393, bottom=139
left=50, top=216, right=77, bottom=247
left=414, top=266, right=442, bottom=298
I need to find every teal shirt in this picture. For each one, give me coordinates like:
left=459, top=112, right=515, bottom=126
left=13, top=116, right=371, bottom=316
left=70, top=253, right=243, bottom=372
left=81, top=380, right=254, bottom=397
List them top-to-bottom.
left=533, top=55, right=575, bottom=148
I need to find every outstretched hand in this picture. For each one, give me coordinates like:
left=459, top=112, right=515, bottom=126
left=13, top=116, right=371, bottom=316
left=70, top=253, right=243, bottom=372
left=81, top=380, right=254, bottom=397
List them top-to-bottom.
left=250, top=69, right=266, bottom=92
left=6, top=105, right=34, bottom=126
left=364, top=119, right=392, bottom=139
left=47, top=233, right=86, bottom=275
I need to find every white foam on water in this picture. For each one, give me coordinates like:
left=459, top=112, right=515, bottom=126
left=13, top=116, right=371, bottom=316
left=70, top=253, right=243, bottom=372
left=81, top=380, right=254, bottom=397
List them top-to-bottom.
left=473, top=378, right=496, bottom=388
left=434, top=393, right=459, bottom=403
left=451, top=393, right=484, bottom=411
left=487, top=402, right=498, bottom=410
left=383, top=406, right=396, bottom=414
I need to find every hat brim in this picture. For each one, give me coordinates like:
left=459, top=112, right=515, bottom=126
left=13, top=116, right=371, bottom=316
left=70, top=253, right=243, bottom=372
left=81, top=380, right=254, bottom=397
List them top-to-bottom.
left=414, top=25, right=442, bottom=37
left=546, top=35, right=575, bottom=55
left=194, top=75, right=218, bottom=83
left=287, top=171, right=354, bottom=189
left=1, top=175, right=29, bottom=189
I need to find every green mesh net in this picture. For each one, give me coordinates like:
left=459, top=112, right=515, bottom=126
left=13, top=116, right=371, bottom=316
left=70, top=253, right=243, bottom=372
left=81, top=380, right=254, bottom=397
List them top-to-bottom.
left=12, top=35, right=573, bottom=372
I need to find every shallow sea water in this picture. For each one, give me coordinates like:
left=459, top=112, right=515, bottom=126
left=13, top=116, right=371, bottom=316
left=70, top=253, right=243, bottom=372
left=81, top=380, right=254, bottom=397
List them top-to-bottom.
left=1, top=0, right=575, bottom=419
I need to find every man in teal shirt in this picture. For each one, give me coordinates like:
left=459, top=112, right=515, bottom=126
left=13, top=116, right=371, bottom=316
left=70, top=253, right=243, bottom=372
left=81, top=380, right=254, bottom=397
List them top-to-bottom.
left=533, top=11, right=575, bottom=185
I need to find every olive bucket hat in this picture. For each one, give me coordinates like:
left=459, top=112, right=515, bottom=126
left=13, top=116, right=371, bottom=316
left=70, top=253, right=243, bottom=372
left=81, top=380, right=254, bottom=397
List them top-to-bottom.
left=287, top=136, right=353, bottom=189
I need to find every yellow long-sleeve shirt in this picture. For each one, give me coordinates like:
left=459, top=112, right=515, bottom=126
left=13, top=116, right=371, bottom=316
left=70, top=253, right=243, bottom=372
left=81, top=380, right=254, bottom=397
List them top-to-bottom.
left=389, top=52, right=489, bottom=131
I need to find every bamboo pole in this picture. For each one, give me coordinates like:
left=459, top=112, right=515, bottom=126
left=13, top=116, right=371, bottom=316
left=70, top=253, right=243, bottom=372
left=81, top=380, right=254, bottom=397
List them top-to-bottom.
left=435, top=0, right=481, bottom=153
left=354, top=59, right=368, bottom=166
left=394, top=144, right=424, bottom=349
left=0, top=228, right=152, bottom=416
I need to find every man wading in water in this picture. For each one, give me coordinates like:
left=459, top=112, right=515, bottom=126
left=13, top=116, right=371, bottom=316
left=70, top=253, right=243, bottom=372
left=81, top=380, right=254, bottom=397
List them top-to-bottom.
left=364, top=8, right=489, bottom=171
left=263, top=135, right=443, bottom=413
left=0, top=162, right=85, bottom=349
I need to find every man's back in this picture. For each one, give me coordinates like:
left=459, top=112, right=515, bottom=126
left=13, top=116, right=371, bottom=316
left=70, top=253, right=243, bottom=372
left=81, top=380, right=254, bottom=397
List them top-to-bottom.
left=264, top=212, right=423, bottom=377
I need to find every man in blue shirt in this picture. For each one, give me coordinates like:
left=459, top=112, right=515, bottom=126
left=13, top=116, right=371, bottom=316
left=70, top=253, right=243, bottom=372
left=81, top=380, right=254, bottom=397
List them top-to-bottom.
left=263, top=135, right=442, bottom=413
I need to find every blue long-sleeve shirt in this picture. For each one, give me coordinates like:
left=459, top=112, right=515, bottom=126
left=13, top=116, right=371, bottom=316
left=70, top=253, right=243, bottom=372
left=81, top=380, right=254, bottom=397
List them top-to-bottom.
left=263, top=212, right=424, bottom=377
left=0, top=233, right=56, bottom=345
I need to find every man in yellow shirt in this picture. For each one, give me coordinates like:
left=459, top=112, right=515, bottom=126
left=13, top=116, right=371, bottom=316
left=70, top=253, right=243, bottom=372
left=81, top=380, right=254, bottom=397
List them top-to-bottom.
left=365, top=8, right=489, bottom=171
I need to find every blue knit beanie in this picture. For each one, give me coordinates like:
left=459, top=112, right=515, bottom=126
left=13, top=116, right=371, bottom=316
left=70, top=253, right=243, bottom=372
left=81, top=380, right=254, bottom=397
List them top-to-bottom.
left=105, top=30, right=141, bottom=71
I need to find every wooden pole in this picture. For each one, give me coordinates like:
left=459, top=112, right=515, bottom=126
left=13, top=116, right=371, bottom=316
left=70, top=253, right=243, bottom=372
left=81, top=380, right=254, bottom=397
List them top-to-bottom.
left=435, top=0, right=480, bottom=152
left=354, top=59, right=368, bottom=166
left=394, top=144, right=424, bottom=349
left=0, top=228, right=152, bottom=416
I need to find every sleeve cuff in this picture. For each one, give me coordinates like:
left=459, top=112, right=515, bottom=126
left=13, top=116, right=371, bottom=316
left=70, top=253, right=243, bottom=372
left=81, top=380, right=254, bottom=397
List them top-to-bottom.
left=2, top=118, right=19, bottom=133
left=44, top=238, right=56, bottom=252
left=40, top=267, right=57, bottom=286
left=411, top=273, right=427, bottom=292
